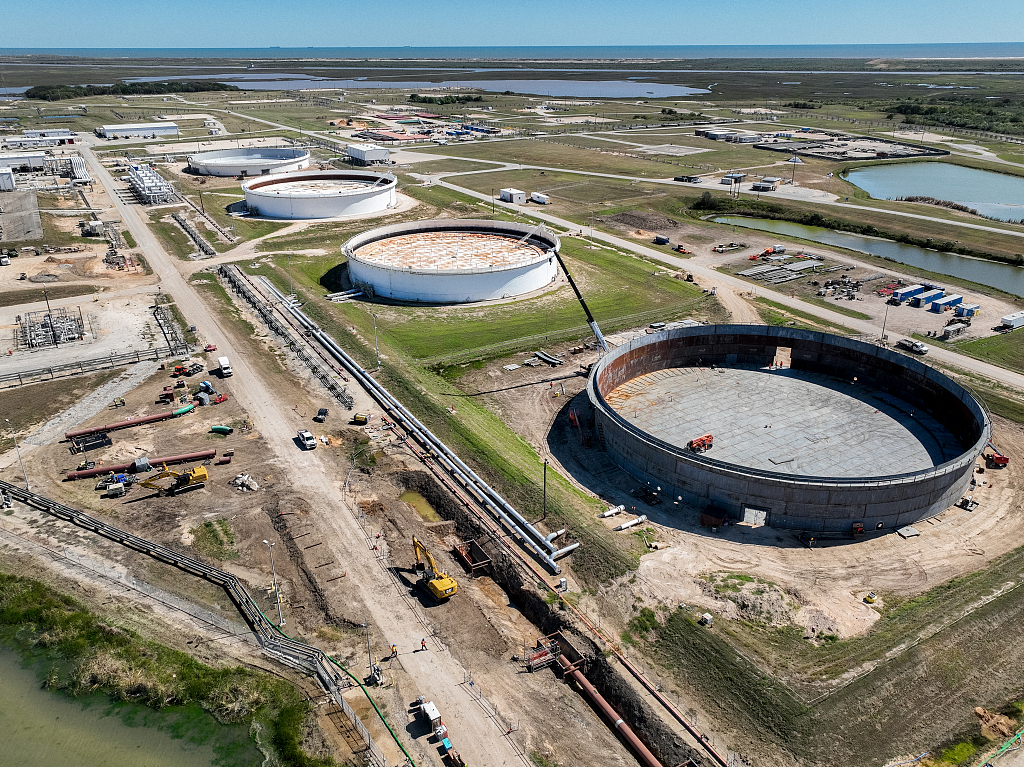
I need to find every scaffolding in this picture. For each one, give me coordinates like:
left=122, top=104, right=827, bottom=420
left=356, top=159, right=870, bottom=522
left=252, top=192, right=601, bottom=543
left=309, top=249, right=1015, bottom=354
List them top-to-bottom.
left=127, top=163, right=175, bottom=204
left=16, top=307, right=85, bottom=349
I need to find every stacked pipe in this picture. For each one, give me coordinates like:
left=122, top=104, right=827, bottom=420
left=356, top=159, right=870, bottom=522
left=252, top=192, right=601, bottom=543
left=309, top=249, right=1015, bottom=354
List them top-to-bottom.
left=249, top=271, right=578, bottom=574
left=65, top=411, right=176, bottom=440
left=66, top=450, right=217, bottom=480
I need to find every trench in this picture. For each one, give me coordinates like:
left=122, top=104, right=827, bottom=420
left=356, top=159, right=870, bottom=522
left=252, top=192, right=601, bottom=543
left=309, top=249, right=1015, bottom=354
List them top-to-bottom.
left=393, top=469, right=709, bottom=767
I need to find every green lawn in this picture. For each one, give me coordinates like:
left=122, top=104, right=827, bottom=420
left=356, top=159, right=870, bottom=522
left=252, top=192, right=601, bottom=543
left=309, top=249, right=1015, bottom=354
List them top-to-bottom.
left=754, top=297, right=861, bottom=335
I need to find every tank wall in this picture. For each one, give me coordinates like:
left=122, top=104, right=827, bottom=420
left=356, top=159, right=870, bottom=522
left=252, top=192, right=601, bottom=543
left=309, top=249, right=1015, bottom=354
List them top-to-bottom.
left=194, top=157, right=309, bottom=176
left=245, top=185, right=395, bottom=220
left=348, top=256, right=557, bottom=303
left=589, top=325, right=990, bottom=531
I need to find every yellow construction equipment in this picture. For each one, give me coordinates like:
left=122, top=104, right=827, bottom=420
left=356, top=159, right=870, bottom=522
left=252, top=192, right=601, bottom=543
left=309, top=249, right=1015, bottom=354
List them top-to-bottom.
left=139, top=463, right=209, bottom=495
left=412, top=536, right=458, bottom=600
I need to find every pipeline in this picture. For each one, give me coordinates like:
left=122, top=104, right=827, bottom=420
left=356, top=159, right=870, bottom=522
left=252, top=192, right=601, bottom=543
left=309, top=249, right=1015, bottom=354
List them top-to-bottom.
left=248, top=271, right=577, bottom=573
left=65, top=410, right=176, bottom=440
left=66, top=449, right=217, bottom=480
left=614, top=514, right=648, bottom=531
left=558, top=655, right=663, bottom=767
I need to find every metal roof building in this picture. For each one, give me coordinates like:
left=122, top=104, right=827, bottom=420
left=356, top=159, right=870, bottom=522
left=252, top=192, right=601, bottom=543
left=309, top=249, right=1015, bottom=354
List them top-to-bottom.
left=97, top=123, right=179, bottom=139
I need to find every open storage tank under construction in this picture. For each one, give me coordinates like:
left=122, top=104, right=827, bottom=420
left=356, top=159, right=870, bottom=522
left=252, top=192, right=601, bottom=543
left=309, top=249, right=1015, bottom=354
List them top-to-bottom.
left=186, top=146, right=310, bottom=176
left=242, top=169, right=396, bottom=219
left=343, top=219, right=559, bottom=304
left=588, top=324, right=990, bottom=533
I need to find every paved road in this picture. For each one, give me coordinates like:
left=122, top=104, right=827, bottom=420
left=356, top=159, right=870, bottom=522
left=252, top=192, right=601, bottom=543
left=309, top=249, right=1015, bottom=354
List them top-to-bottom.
left=79, top=146, right=524, bottom=767
left=437, top=178, right=1024, bottom=392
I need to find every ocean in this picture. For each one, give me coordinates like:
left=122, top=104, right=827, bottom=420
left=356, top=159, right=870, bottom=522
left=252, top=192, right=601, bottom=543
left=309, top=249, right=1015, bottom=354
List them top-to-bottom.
left=2, top=43, right=1024, bottom=59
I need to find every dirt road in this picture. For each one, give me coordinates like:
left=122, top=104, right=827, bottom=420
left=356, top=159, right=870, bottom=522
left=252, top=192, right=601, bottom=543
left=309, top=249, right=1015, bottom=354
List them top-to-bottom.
left=80, top=145, right=526, bottom=766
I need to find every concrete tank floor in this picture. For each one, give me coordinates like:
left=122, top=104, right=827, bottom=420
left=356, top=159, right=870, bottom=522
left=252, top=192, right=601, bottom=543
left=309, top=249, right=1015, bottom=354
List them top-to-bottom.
left=605, top=365, right=963, bottom=478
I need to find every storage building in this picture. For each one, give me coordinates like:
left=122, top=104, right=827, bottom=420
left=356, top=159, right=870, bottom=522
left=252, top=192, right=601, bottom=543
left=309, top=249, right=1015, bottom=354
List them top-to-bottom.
left=97, top=123, right=179, bottom=139
left=3, top=136, right=60, bottom=149
left=347, top=143, right=390, bottom=166
left=0, top=153, right=46, bottom=170
left=0, top=167, right=15, bottom=192
left=751, top=176, right=780, bottom=191
left=499, top=188, right=527, bottom=204
left=893, top=284, right=926, bottom=302
left=910, top=289, right=944, bottom=308
left=930, top=294, right=963, bottom=312
left=955, top=303, right=980, bottom=318
left=1001, top=310, right=1024, bottom=329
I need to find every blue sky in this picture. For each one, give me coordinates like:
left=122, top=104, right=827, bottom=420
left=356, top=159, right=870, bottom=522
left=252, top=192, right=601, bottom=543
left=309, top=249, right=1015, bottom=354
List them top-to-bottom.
left=4, top=0, right=1022, bottom=48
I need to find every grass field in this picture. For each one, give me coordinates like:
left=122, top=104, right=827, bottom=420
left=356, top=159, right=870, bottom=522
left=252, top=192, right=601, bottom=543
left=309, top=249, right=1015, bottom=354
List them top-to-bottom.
left=0, top=284, right=99, bottom=309
left=754, top=297, right=861, bottom=335
left=929, top=329, right=1024, bottom=377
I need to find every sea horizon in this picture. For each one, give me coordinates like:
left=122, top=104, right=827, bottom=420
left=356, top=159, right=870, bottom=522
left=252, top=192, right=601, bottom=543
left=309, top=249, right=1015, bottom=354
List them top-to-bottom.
left=2, top=43, right=1024, bottom=60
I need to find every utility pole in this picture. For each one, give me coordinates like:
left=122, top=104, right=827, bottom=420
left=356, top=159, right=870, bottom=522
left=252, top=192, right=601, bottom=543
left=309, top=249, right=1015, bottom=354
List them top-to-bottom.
left=287, top=253, right=293, bottom=297
left=41, top=289, right=58, bottom=347
left=879, top=299, right=891, bottom=343
left=372, top=313, right=380, bottom=371
left=5, top=419, right=29, bottom=490
left=542, top=459, right=548, bottom=521
left=263, top=540, right=285, bottom=626
left=362, top=619, right=372, bottom=670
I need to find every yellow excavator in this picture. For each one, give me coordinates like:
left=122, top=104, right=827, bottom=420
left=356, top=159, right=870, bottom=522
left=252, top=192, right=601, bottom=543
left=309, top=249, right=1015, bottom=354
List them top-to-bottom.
left=139, top=463, right=209, bottom=496
left=412, top=536, right=458, bottom=600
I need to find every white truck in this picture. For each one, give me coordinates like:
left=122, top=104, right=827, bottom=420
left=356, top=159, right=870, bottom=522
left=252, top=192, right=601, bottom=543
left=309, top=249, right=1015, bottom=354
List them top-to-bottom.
left=896, top=338, right=929, bottom=355
left=217, top=356, right=233, bottom=377
left=297, top=430, right=317, bottom=450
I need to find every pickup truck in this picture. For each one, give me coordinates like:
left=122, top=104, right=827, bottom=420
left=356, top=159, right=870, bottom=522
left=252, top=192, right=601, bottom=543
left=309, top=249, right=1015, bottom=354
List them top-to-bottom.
left=896, top=338, right=929, bottom=355
left=297, top=430, right=317, bottom=450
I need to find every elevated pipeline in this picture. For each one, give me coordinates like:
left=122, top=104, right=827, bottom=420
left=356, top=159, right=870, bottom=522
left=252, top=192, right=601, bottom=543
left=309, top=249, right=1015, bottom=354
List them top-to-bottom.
left=244, top=271, right=578, bottom=574
left=66, top=450, right=217, bottom=480
left=558, top=655, right=663, bottom=767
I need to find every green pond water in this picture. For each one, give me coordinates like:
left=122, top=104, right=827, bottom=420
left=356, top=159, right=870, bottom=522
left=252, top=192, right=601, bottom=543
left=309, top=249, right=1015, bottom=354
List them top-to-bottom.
left=400, top=490, right=441, bottom=522
left=0, top=647, right=263, bottom=767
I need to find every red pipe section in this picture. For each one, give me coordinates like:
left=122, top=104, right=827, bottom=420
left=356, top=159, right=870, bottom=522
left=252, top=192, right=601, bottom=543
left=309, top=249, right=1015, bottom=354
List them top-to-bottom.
left=65, top=411, right=175, bottom=440
left=66, top=450, right=217, bottom=480
left=558, top=655, right=664, bottom=767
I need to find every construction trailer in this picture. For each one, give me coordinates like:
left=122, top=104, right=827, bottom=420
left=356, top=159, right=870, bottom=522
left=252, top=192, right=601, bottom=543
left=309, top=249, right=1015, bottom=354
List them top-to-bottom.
left=499, top=188, right=526, bottom=204
left=530, top=191, right=551, bottom=204
left=892, top=284, right=926, bottom=302
left=910, top=288, right=944, bottom=308
left=930, top=294, right=963, bottom=312
left=955, top=303, right=981, bottom=318
left=1001, top=309, right=1024, bottom=329
left=942, top=321, right=970, bottom=340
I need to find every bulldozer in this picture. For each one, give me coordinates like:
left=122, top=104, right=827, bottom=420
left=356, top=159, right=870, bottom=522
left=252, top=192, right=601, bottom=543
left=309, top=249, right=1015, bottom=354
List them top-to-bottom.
left=139, top=463, right=209, bottom=496
left=412, top=536, right=458, bottom=600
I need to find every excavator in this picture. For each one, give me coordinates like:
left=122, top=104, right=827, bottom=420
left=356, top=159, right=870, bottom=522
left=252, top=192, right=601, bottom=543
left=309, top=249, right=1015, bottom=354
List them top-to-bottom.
left=139, top=463, right=209, bottom=495
left=412, top=536, right=458, bottom=600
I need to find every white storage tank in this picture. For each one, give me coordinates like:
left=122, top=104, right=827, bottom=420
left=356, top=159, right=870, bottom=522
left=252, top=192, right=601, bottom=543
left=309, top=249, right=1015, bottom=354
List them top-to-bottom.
left=187, top=147, right=310, bottom=177
left=243, top=169, right=397, bottom=220
left=499, top=188, right=526, bottom=204
left=344, top=219, right=560, bottom=304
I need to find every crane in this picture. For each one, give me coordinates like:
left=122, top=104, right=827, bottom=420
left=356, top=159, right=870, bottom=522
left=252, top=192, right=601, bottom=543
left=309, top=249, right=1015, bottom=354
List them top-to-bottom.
left=412, top=536, right=458, bottom=599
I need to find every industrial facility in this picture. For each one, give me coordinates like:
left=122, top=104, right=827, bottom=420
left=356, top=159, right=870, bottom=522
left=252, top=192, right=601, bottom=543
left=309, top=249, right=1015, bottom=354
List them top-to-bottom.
left=96, top=122, right=179, bottom=139
left=186, top=146, right=311, bottom=177
left=127, top=164, right=175, bottom=204
left=242, top=169, right=396, bottom=220
left=343, top=219, right=560, bottom=303
left=588, top=325, right=989, bottom=532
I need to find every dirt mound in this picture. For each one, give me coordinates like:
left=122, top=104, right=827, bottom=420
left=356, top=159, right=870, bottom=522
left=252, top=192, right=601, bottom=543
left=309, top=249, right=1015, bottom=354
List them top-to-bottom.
left=606, top=211, right=679, bottom=232
left=698, top=572, right=797, bottom=626
left=975, top=707, right=1017, bottom=738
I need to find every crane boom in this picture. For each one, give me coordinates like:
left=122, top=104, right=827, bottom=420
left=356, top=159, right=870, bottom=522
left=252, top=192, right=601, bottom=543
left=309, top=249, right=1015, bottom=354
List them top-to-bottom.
left=553, top=249, right=609, bottom=353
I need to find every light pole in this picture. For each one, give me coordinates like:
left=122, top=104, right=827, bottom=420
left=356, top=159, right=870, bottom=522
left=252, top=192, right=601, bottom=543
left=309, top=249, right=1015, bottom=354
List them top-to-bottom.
left=287, top=253, right=293, bottom=297
left=41, top=289, right=58, bottom=347
left=879, top=298, right=891, bottom=343
left=372, top=313, right=380, bottom=371
left=4, top=419, right=28, bottom=490
left=263, top=540, right=285, bottom=626
left=360, top=619, right=372, bottom=670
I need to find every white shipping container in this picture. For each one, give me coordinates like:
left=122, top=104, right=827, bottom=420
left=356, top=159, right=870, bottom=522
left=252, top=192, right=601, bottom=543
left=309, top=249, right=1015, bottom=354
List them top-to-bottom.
left=530, top=192, right=551, bottom=204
